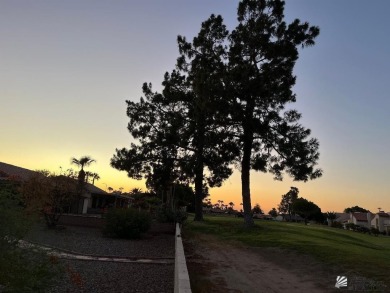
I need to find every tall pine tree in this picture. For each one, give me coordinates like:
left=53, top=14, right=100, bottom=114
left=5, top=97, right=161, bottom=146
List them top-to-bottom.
left=228, top=0, right=322, bottom=226
left=112, top=1, right=323, bottom=225
left=176, top=14, right=237, bottom=221
left=112, top=15, right=237, bottom=220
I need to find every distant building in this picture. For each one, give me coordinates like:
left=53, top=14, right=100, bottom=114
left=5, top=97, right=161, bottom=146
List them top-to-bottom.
left=0, top=161, right=109, bottom=215
left=0, top=161, right=38, bottom=181
left=346, top=212, right=390, bottom=235
left=350, top=212, right=373, bottom=228
left=371, top=212, right=390, bottom=234
left=334, top=213, right=350, bottom=224
left=275, top=214, right=304, bottom=222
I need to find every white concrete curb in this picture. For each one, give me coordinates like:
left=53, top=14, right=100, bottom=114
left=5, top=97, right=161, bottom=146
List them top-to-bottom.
left=174, top=223, right=192, bottom=293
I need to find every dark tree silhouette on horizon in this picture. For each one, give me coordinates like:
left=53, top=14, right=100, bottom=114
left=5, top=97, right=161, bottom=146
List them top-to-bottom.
left=112, top=0, right=323, bottom=225
left=228, top=0, right=322, bottom=227
left=111, top=15, right=237, bottom=221
left=175, top=15, right=238, bottom=221
left=110, top=88, right=182, bottom=208
left=278, top=187, right=299, bottom=221
left=292, top=197, right=322, bottom=224
left=344, top=206, right=369, bottom=213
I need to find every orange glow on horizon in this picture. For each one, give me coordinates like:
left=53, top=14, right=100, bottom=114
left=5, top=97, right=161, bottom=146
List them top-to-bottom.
left=1, top=154, right=388, bottom=215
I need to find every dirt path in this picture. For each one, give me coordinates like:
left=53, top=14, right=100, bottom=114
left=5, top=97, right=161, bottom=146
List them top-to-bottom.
left=184, top=234, right=339, bottom=293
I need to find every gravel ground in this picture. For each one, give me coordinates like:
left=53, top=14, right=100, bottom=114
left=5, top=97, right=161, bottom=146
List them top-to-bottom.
left=24, top=222, right=175, bottom=292
left=25, top=223, right=175, bottom=258
left=47, top=260, right=174, bottom=293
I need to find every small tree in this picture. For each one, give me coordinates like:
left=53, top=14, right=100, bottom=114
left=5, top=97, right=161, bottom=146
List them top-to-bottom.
left=21, top=171, right=78, bottom=228
left=278, top=187, right=299, bottom=221
left=292, top=197, right=322, bottom=225
left=227, top=202, right=235, bottom=213
left=252, top=203, right=263, bottom=214
left=344, top=206, right=369, bottom=213
left=268, top=208, right=278, bottom=218
left=326, top=211, right=337, bottom=226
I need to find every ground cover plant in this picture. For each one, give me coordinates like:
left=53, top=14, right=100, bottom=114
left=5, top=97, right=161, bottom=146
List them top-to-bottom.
left=0, top=181, right=60, bottom=292
left=184, top=214, right=390, bottom=287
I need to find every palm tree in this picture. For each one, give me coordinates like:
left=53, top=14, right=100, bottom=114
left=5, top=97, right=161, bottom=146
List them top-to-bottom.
left=71, top=156, right=96, bottom=183
left=85, top=171, right=92, bottom=183
left=91, top=172, right=100, bottom=185
left=130, top=188, right=142, bottom=195
left=130, top=188, right=143, bottom=211
left=326, top=211, right=337, bottom=226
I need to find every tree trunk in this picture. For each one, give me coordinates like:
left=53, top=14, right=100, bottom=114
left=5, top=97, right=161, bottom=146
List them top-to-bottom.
left=241, top=104, right=255, bottom=227
left=194, top=110, right=205, bottom=222
left=241, top=131, right=254, bottom=227
left=241, top=146, right=254, bottom=227
left=194, top=168, right=204, bottom=221
left=77, top=169, right=86, bottom=196
left=78, top=169, right=85, bottom=184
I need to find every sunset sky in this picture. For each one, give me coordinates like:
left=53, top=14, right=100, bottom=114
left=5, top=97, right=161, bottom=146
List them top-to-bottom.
left=1, top=1, right=389, bottom=213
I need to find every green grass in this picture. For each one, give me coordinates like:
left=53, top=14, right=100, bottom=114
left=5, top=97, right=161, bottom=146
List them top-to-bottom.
left=184, top=214, right=390, bottom=286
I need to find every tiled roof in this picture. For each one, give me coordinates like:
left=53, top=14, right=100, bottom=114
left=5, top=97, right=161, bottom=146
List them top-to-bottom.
left=0, top=162, right=38, bottom=180
left=0, top=170, right=9, bottom=177
left=85, top=182, right=107, bottom=195
left=352, top=212, right=373, bottom=222
left=377, top=212, right=390, bottom=218
left=335, top=213, right=350, bottom=222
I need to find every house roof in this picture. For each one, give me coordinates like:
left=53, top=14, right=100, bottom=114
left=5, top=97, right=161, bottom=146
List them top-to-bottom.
left=0, top=162, right=38, bottom=180
left=0, top=162, right=107, bottom=194
left=85, top=182, right=107, bottom=195
left=351, top=212, right=374, bottom=222
left=377, top=212, right=390, bottom=218
left=335, top=213, right=350, bottom=222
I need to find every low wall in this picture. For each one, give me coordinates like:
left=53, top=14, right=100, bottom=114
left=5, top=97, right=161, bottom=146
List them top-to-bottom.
left=58, top=214, right=104, bottom=228
left=174, top=223, right=192, bottom=293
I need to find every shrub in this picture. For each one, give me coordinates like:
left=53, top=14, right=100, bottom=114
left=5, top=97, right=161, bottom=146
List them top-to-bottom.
left=0, top=181, right=60, bottom=292
left=156, top=206, right=188, bottom=224
left=156, top=207, right=174, bottom=223
left=103, top=208, right=151, bottom=239
left=175, top=210, right=188, bottom=224
left=331, top=221, right=343, bottom=229
left=345, top=223, right=357, bottom=231
left=357, top=226, right=370, bottom=234
left=370, top=227, right=380, bottom=236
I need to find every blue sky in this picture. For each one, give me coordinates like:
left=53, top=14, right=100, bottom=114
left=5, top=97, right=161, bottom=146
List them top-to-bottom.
left=1, top=1, right=389, bottom=213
